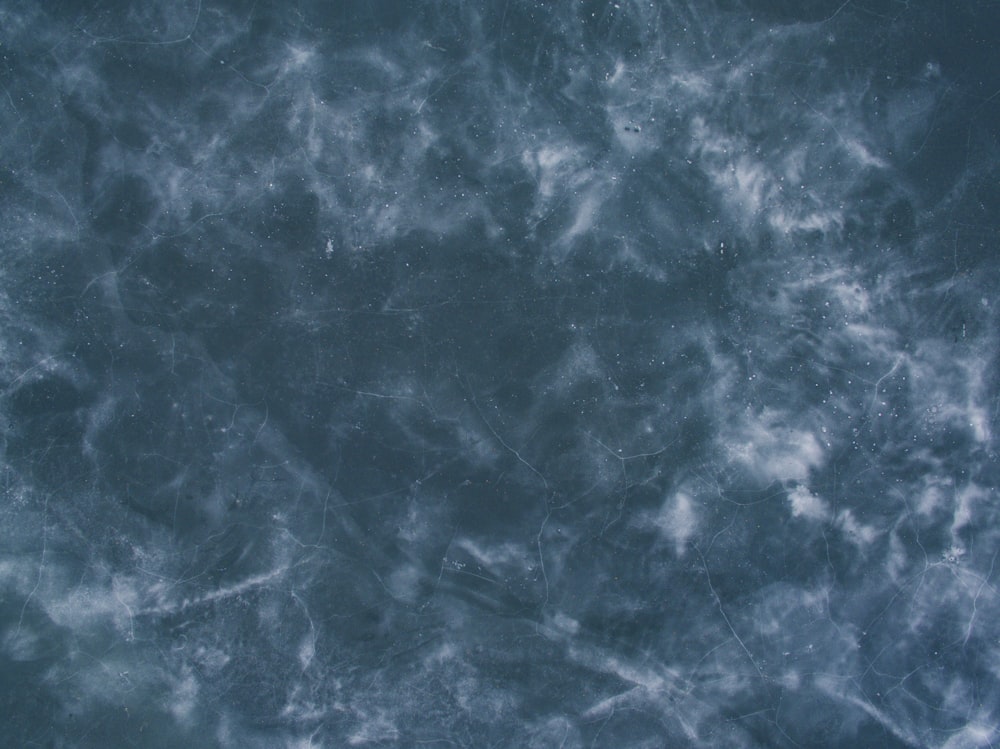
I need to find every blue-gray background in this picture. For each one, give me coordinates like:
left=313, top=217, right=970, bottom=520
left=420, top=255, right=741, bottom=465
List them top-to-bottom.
left=2, top=1, right=999, bottom=747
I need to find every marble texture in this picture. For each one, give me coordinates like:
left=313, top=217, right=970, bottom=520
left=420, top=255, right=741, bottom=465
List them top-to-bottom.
left=1, top=1, right=999, bottom=746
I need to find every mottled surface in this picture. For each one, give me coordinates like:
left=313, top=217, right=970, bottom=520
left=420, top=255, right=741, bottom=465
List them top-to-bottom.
left=2, top=1, right=999, bottom=746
